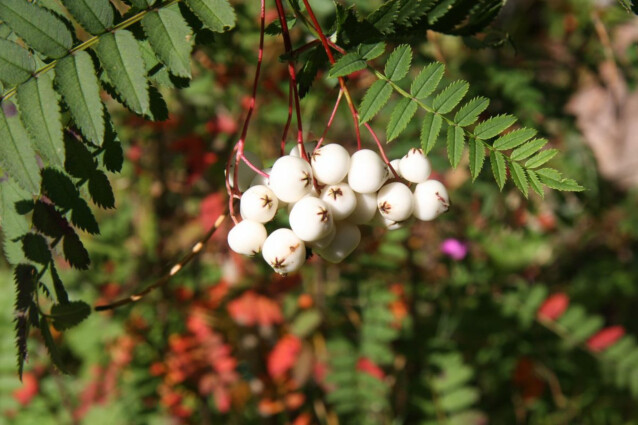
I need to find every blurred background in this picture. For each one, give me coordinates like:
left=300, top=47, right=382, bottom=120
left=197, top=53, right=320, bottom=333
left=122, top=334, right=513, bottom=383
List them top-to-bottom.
left=2, top=0, right=638, bottom=423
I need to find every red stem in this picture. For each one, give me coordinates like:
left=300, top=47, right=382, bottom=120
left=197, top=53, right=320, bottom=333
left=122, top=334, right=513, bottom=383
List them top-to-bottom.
left=280, top=79, right=293, bottom=156
left=315, top=89, right=343, bottom=151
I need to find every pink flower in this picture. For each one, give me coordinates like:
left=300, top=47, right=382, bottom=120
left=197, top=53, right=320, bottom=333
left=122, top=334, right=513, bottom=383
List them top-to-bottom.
left=440, top=238, right=468, bottom=260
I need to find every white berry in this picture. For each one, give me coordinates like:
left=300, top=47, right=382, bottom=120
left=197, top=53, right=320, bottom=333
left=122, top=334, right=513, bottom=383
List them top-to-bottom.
left=290, top=141, right=317, bottom=159
left=311, top=144, right=350, bottom=184
left=399, top=148, right=431, bottom=184
left=347, top=149, right=387, bottom=194
left=227, top=151, right=263, bottom=192
left=269, top=155, right=313, bottom=203
left=387, top=159, right=402, bottom=180
left=250, top=167, right=271, bottom=187
left=413, top=180, right=450, bottom=221
left=377, top=182, right=414, bottom=222
left=320, top=183, right=357, bottom=220
left=240, top=185, right=279, bottom=223
left=348, top=192, right=377, bottom=225
left=289, top=196, right=334, bottom=242
left=227, top=220, right=267, bottom=256
left=315, top=222, right=361, bottom=263
left=309, top=225, right=336, bottom=250
left=262, top=228, right=306, bottom=275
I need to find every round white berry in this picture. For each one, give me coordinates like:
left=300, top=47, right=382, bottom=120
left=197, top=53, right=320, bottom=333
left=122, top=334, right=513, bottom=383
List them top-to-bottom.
left=290, top=141, right=317, bottom=159
left=311, top=144, right=350, bottom=184
left=399, top=148, right=431, bottom=184
left=347, top=149, right=387, bottom=194
left=227, top=151, right=263, bottom=192
left=269, top=155, right=313, bottom=203
left=387, top=159, right=402, bottom=180
left=250, top=167, right=271, bottom=188
left=413, top=180, right=450, bottom=221
left=377, top=182, right=414, bottom=222
left=320, top=183, right=357, bottom=220
left=240, top=185, right=279, bottom=223
left=348, top=192, right=378, bottom=225
left=289, top=196, right=334, bottom=242
left=380, top=214, right=414, bottom=230
left=227, top=220, right=267, bottom=256
left=315, top=222, right=361, bottom=263
left=309, top=225, right=336, bottom=250
left=262, top=228, right=306, bottom=275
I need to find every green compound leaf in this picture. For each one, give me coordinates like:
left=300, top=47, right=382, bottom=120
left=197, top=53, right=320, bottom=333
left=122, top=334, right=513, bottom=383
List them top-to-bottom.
left=0, top=0, right=73, bottom=58
left=62, top=0, right=114, bottom=35
left=185, top=0, right=236, bottom=33
left=142, top=6, right=193, bottom=78
left=95, top=30, right=150, bottom=115
left=0, top=38, right=35, bottom=86
left=358, top=42, right=386, bottom=60
left=384, top=44, right=412, bottom=81
left=55, top=51, right=105, bottom=145
left=329, top=52, right=366, bottom=78
left=410, top=62, right=445, bottom=99
left=17, top=74, right=65, bottom=168
left=359, top=80, right=393, bottom=124
left=433, top=80, right=469, bottom=114
left=454, top=96, right=489, bottom=127
left=387, top=97, right=417, bottom=141
left=0, top=101, right=41, bottom=194
left=421, top=113, right=443, bottom=154
left=474, top=114, right=517, bottom=140
left=447, top=125, right=465, bottom=168
left=493, top=127, right=536, bottom=150
left=468, top=137, right=485, bottom=181
left=510, top=138, right=548, bottom=161
left=525, top=148, right=558, bottom=169
left=490, top=150, right=507, bottom=190
left=509, top=160, right=528, bottom=198
left=41, top=167, right=80, bottom=209
left=535, top=168, right=584, bottom=192
left=526, top=169, right=544, bottom=198
left=88, top=170, right=115, bottom=209
left=70, top=198, right=100, bottom=235
left=62, top=230, right=90, bottom=269
left=21, top=232, right=51, bottom=265
left=50, top=300, right=91, bottom=331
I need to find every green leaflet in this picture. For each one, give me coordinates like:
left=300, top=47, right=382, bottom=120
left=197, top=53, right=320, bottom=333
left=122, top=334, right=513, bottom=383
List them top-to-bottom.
left=0, top=0, right=73, bottom=59
left=62, top=0, right=114, bottom=35
left=129, top=0, right=156, bottom=8
left=185, top=0, right=236, bottom=33
left=142, top=6, right=193, bottom=79
left=95, top=30, right=150, bottom=115
left=0, top=38, right=35, bottom=86
left=358, top=42, right=386, bottom=60
left=384, top=44, right=412, bottom=81
left=55, top=51, right=104, bottom=145
left=329, top=52, right=367, bottom=78
left=410, top=62, right=444, bottom=99
left=16, top=74, right=65, bottom=168
left=359, top=80, right=393, bottom=123
left=433, top=80, right=469, bottom=114
left=386, top=97, right=417, bottom=141
left=454, top=97, right=489, bottom=126
left=0, top=101, right=41, bottom=194
left=421, top=113, right=443, bottom=154
left=474, top=114, right=517, bottom=140
left=447, top=125, right=464, bottom=168
left=493, top=127, right=536, bottom=150
left=468, top=137, right=485, bottom=181
left=510, top=138, right=548, bottom=161
left=525, top=148, right=558, bottom=169
left=490, top=150, right=506, bottom=190
left=509, top=160, right=528, bottom=198
left=535, top=168, right=584, bottom=191
left=526, top=169, right=544, bottom=197
left=88, top=170, right=115, bottom=209
left=0, top=179, right=30, bottom=264
left=62, top=230, right=90, bottom=269
left=22, top=233, right=51, bottom=265
left=49, top=300, right=91, bottom=330
left=39, top=316, right=68, bottom=374
left=439, top=387, right=480, bottom=413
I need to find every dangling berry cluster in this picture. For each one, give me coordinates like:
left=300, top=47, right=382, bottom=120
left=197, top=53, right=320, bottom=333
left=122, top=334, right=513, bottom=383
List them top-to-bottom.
left=226, top=143, right=449, bottom=275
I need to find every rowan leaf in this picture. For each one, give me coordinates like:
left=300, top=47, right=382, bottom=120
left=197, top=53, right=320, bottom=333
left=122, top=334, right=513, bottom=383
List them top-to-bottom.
left=0, top=0, right=73, bottom=58
left=62, top=0, right=114, bottom=34
left=185, top=0, right=235, bottom=32
left=142, top=6, right=193, bottom=78
left=95, top=30, right=149, bottom=115
left=0, top=38, right=35, bottom=86
left=358, top=42, right=386, bottom=60
left=384, top=44, right=412, bottom=81
left=55, top=51, right=105, bottom=145
left=329, top=52, right=367, bottom=78
left=410, top=62, right=445, bottom=99
left=17, top=74, right=65, bottom=168
left=359, top=80, right=393, bottom=123
left=433, top=80, right=469, bottom=114
left=454, top=97, right=489, bottom=126
left=387, top=98, right=417, bottom=141
left=0, top=101, right=41, bottom=194
left=421, top=113, right=443, bottom=154
left=474, top=114, right=517, bottom=140
left=447, top=125, right=465, bottom=168
left=493, top=127, right=536, bottom=150
left=468, top=137, right=485, bottom=181
left=510, top=138, right=548, bottom=161
left=525, top=149, right=558, bottom=169
left=490, top=150, right=506, bottom=190
left=509, top=161, right=528, bottom=198
left=41, top=167, right=80, bottom=209
left=536, top=168, right=585, bottom=191
left=526, top=169, right=544, bottom=198
left=88, top=170, right=115, bottom=209
left=70, top=198, right=100, bottom=235
left=62, top=230, right=90, bottom=269
left=21, top=233, right=51, bottom=265
left=50, top=300, right=91, bottom=330
left=39, top=316, right=68, bottom=373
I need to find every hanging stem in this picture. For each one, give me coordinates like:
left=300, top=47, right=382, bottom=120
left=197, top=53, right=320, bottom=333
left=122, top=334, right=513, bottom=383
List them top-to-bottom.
left=281, top=79, right=294, bottom=156
left=315, top=89, right=343, bottom=151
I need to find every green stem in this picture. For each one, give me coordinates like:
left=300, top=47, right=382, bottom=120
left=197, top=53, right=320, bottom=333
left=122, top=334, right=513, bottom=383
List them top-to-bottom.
left=0, top=0, right=181, bottom=103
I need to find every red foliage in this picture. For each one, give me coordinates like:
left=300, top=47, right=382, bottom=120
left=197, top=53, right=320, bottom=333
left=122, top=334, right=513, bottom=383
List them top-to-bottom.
left=205, top=112, right=238, bottom=135
left=170, top=134, right=218, bottom=184
left=199, top=192, right=225, bottom=230
left=227, top=291, right=283, bottom=327
left=537, top=293, right=570, bottom=321
left=587, top=326, right=625, bottom=352
left=268, top=335, right=302, bottom=379
left=356, top=357, right=385, bottom=380
left=512, top=357, right=545, bottom=402
left=13, top=372, right=38, bottom=406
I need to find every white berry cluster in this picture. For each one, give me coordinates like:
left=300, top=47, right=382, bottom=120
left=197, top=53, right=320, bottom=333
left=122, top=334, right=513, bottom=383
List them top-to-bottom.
left=227, top=144, right=449, bottom=275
